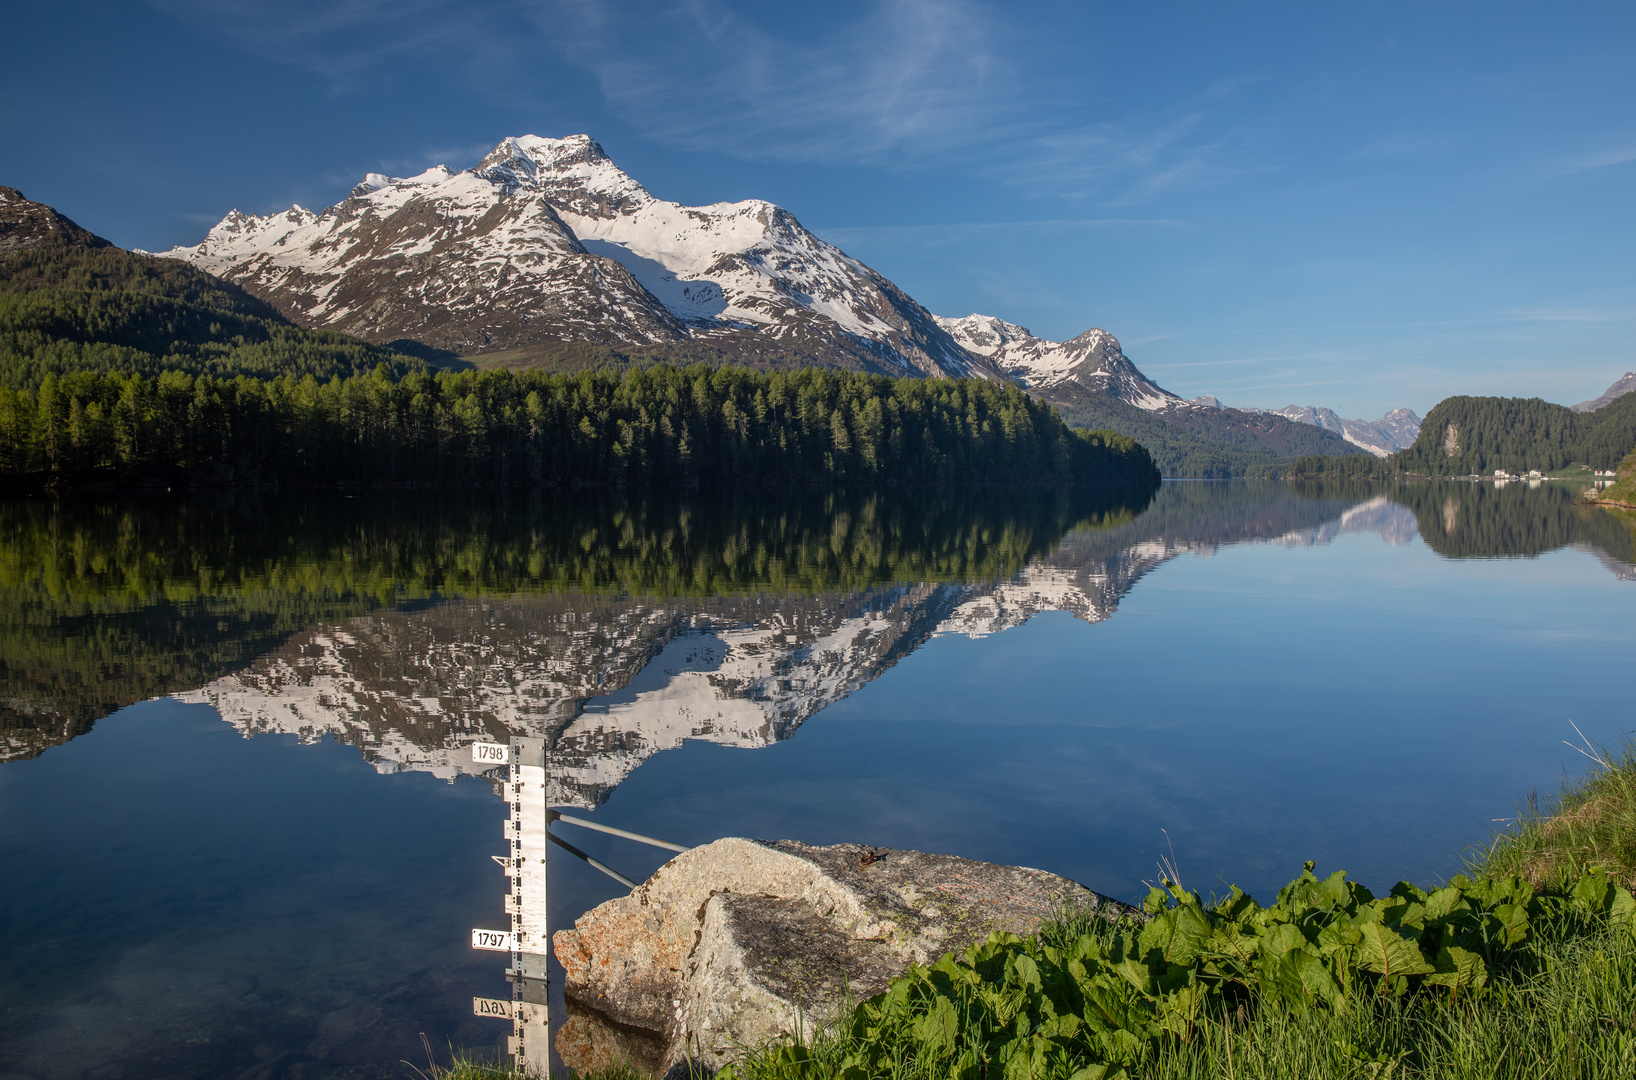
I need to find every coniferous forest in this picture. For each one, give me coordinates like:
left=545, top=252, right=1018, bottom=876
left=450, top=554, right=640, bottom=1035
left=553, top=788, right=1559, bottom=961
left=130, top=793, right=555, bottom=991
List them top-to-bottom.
left=0, top=365, right=1160, bottom=490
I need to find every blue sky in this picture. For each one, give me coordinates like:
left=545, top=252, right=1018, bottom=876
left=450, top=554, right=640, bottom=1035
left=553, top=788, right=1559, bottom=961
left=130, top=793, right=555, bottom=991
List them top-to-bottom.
left=3, top=1, right=1633, bottom=418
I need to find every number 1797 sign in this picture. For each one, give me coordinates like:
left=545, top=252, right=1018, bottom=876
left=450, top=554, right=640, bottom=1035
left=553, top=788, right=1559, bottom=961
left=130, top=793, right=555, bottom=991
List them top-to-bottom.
left=471, top=928, right=514, bottom=952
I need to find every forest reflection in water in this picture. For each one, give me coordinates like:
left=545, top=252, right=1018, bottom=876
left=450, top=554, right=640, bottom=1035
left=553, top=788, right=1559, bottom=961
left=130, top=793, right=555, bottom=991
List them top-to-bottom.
left=1, top=478, right=1634, bottom=1080
left=3, top=479, right=1633, bottom=782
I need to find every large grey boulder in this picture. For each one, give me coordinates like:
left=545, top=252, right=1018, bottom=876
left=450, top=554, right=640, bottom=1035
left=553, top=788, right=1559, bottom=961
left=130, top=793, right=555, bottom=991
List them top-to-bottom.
left=552, top=838, right=1131, bottom=1072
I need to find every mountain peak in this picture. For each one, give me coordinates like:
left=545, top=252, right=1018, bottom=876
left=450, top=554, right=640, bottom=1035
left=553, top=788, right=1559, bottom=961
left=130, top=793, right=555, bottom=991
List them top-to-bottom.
left=473, top=133, right=651, bottom=215
left=0, top=186, right=112, bottom=253
left=937, top=313, right=1180, bottom=411
left=933, top=314, right=1038, bottom=356
left=1571, top=372, right=1636, bottom=413
left=1271, top=404, right=1421, bottom=457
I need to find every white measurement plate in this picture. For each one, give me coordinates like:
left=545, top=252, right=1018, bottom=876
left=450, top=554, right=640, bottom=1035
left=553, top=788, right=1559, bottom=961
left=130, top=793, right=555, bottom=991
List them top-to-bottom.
left=471, top=742, right=512, bottom=765
left=470, top=928, right=514, bottom=951
left=472, top=997, right=515, bottom=1019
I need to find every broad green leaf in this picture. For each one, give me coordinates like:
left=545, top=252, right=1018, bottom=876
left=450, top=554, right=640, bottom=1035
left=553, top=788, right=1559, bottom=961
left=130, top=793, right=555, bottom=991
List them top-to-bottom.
left=1573, top=871, right=1611, bottom=913
left=1214, top=885, right=1259, bottom=921
left=1611, top=885, right=1636, bottom=928
left=1423, top=886, right=1468, bottom=920
left=1142, top=901, right=1213, bottom=965
left=1388, top=901, right=1427, bottom=932
left=1493, top=902, right=1530, bottom=946
left=1355, top=922, right=1433, bottom=982
left=1257, top=923, right=1308, bottom=961
left=1425, top=945, right=1488, bottom=997
left=1265, top=947, right=1342, bottom=1012
left=1007, top=952, right=1043, bottom=993
left=1110, top=955, right=1155, bottom=997
left=1155, top=984, right=1205, bottom=1036
left=910, top=996, right=959, bottom=1054
left=1065, top=1067, right=1112, bottom=1080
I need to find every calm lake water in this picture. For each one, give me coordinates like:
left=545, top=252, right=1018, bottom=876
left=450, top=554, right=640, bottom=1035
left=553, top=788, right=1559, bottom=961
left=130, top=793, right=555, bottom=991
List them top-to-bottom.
left=2, top=481, right=1633, bottom=1079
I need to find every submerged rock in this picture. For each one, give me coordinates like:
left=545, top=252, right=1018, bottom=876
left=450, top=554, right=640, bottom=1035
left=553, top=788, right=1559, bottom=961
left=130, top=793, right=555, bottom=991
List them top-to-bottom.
left=551, top=837, right=1131, bottom=1072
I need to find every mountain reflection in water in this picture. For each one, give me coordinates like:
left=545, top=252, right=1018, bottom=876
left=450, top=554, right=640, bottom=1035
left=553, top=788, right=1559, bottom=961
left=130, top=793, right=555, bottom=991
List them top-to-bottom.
left=5, top=480, right=1631, bottom=789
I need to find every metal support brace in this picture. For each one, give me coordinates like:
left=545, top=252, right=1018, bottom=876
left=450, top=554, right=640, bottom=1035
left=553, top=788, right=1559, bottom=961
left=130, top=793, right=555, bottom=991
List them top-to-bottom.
left=549, top=809, right=690, bottom=853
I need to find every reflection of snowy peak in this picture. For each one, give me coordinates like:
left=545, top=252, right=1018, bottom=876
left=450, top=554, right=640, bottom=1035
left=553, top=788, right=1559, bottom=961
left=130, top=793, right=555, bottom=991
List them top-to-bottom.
left=161, top=134, right=991, bottom=378
left=934, top=314, right=1185, bottom=412
left=172, top=486, right=1438, bottom=803
left=1276, top=495, right=1421, bottom=547
left=936, top=567, right=1112, bottom=638
left=180, top=587, right=972, bottom=807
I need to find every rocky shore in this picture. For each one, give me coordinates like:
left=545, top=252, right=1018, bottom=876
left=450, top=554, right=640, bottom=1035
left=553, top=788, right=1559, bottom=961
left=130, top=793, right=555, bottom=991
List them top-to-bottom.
left=551, top=838, right=1134, bottom=1073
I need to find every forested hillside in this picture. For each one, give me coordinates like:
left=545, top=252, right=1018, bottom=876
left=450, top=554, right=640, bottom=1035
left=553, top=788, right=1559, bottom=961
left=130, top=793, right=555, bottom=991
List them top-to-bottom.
left=0, top=187, right=427, bottom=389
left=0, top=365, right=1160, bottom=490
left=1287, top=391, right=1636, bottom=478
left=1396, top=394, right=1636, bottom=474
left=1053, top=396, right=1337, bottom=478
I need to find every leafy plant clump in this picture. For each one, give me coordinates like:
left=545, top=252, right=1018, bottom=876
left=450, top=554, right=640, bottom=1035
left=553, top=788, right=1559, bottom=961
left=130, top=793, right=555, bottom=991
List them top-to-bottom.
left=723, top=865, right=1636, bottom=1080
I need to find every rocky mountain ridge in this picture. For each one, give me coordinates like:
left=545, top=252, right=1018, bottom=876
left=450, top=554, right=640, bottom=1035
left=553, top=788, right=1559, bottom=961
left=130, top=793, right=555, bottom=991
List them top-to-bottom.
left=160, top=135, right=993, bottom=380
left=0, top=186, right=111, bottom=252
left=933, top=314, right=1184, bottom=411
left=1573, top=372, right=1636, bottom=413
left=1269, top=404, right=1422, bottom=457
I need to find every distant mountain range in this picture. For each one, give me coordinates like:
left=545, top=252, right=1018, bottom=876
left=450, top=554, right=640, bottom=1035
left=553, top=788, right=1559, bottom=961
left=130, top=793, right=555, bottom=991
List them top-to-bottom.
left=1268, top=405, right=1422, bottom=458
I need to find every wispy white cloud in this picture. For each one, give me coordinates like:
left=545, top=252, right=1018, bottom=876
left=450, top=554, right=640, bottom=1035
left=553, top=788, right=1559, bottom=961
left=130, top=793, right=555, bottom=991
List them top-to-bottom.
left=143, top=0, right=1252, bottom=204
left=1544, top=141, right=1636, bottom=179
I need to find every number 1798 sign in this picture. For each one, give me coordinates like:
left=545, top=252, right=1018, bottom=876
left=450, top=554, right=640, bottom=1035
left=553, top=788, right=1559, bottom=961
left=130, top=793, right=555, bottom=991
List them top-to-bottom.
left=471, top=742, right=511, bottom=765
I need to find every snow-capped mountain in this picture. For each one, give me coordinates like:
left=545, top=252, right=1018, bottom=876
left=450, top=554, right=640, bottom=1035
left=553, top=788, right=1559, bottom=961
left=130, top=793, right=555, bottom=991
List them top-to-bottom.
left=160, top=135, right=992, bottom=379
left=934, top=314, right=1186, bottom=411
left=1571, top=372, right=1636, bottom=413
left=1270, top=405, right=1422, bottom=458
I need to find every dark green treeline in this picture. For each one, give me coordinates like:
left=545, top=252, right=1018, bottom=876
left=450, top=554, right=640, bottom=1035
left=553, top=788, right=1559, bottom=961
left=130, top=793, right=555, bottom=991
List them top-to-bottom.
left=0, top=364, right=1159, bottom=490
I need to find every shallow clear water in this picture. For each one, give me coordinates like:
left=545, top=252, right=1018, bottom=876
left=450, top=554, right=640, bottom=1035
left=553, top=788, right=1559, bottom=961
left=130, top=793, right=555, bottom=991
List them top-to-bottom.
left=1, top=481, right=1632, bottom=1078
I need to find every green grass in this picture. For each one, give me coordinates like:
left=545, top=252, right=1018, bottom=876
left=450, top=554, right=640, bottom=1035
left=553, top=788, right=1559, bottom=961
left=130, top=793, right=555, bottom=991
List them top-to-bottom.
left=1474, top=730, right=1636, bottom=894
